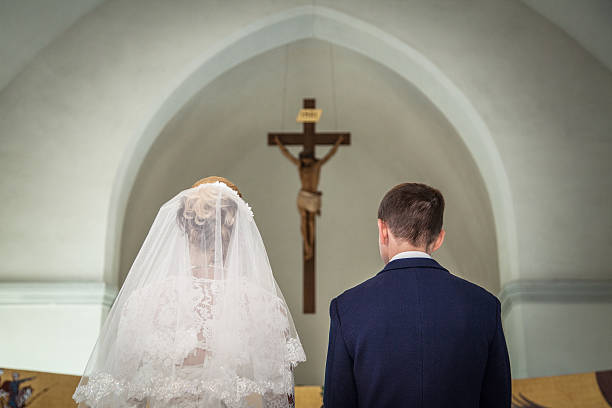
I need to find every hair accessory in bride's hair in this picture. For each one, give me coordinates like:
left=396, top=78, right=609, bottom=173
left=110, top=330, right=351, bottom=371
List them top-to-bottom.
left=192, top=181, right=254, bottom=219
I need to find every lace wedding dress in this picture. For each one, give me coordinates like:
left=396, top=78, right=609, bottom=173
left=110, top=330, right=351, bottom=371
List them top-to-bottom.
left=73, top=181, right=306, bottom=408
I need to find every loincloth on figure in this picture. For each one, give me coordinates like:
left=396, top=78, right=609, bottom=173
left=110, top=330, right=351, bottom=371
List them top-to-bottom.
left=297, top=190, right=322, bottom=215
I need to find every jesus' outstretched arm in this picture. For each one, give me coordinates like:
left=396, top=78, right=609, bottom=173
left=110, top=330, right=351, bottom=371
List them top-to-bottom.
left=319, top=135, right=344, bottom=166
left=274, top=136, right=299, bottom=166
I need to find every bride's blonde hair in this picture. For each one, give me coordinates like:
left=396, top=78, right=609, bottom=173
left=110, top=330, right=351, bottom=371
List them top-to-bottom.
left=176, top=176, right=242, bottom=258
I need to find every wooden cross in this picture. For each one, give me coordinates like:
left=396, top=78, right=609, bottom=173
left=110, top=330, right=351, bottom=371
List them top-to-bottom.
left=268, top=98, right=351, bottom=313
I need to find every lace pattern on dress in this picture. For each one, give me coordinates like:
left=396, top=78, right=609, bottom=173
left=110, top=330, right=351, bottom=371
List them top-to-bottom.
left=73, top=276, right=305, bottom=408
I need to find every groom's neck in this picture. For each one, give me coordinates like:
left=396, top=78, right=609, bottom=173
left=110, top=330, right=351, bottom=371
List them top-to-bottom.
left=390, top=237, right=429, bottom=255
left=385, top=244, right=430, bottom=264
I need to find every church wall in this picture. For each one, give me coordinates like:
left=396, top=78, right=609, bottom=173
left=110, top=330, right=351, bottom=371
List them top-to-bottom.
left=0, top=0, right=611, bottom=383
left=0, top=0, right=104, bottom=92
left=2, top=0, right=609, bottom=286
left=521, top=0, right=612, bottom=72
left=0, top=282, right=114, bottom=374
left=501, top=284, right=612, bottom=378
left=520, top=301, right=612, bottom=377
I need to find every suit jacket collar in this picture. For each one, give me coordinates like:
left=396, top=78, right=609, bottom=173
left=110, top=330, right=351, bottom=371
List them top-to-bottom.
left=377, top=257, right=448, bottom=276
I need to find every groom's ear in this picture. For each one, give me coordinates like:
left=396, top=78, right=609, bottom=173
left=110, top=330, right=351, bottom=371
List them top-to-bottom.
left=378, top=219, right=389, bottom=245
left=429, top=229, right=446, bottom=253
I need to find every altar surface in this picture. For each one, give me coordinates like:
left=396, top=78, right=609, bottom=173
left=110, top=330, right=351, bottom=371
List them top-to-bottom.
left=2, top=367, right=611, bottom=407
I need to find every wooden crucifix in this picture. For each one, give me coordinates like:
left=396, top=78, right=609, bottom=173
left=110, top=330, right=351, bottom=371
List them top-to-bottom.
left=268, top=98, right=351, bottom=313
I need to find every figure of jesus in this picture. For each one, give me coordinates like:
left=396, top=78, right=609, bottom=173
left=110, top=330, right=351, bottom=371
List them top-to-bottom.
left=274, top=135, right=344, bottom=260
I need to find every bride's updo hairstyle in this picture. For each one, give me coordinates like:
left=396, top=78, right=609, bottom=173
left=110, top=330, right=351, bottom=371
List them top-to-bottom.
left=176, top=176, right=242, bottom=260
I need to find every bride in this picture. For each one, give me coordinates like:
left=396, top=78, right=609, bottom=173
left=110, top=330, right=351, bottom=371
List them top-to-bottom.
left=73, top=177, right=306, bottom=408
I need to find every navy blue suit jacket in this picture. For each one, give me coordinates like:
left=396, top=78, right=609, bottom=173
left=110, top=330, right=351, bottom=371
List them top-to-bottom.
left=323, top=257, right=511, bottom=408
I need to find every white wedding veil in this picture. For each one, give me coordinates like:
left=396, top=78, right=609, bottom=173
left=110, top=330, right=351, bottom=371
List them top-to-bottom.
left=73, top=180, right=306, bottom=408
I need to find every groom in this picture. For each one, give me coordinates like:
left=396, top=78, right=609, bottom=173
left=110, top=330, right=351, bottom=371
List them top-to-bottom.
left=323, top=183, right=511, bottom=407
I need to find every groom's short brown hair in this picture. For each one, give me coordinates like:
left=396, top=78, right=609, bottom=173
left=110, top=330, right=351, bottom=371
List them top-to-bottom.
left=377, top=183, right=445, bottom=248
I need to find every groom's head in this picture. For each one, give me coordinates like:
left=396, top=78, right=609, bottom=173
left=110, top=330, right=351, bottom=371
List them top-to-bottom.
left=377, top=183, right=446, bottom=264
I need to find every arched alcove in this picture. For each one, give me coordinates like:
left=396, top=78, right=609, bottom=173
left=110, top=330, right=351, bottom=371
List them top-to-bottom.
left=106, top=6, right=517, bottom=294
left=120, top=38, right=498, bottom=385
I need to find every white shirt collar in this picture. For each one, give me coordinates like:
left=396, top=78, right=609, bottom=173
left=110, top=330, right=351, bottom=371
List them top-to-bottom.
left=389, top=251, right=432, bottom=262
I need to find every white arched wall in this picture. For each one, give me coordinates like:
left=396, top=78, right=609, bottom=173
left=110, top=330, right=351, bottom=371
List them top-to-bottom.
left=106, top=6, right=518, bottom=290
left=103, top=7, right=518, bottom=383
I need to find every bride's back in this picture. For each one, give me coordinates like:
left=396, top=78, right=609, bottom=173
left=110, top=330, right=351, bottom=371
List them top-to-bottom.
left=73, top=177, right=305, bottom=408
